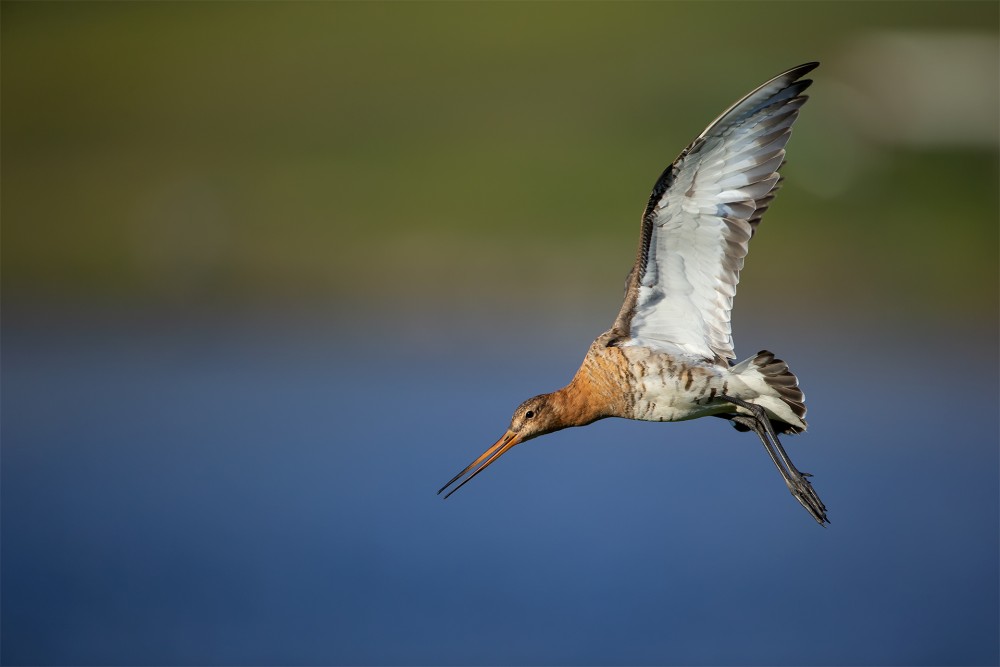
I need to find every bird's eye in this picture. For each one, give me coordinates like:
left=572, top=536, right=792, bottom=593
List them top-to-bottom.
left=525, top=410, right=535, bottom=419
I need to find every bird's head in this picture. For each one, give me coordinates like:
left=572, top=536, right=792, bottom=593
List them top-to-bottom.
left=438, top=392, right=565, bottom=499
left=507, top=393, right=563, bottom=442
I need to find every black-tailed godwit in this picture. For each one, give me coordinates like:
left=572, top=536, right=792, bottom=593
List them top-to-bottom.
left=439, top=63, right=828, bottom=525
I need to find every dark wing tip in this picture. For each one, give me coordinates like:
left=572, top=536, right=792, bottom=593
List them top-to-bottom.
left=785, top=62, right=820, bottom=77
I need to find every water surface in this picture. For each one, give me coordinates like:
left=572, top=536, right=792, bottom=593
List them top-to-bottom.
left=3, top=309, right=997, bottom=665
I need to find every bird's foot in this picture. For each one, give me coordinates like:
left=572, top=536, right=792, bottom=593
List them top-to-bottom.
left=786, top=473, right=828, bottom=526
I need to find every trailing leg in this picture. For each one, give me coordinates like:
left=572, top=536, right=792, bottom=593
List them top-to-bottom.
left=722, top=395, right=828, bottom=525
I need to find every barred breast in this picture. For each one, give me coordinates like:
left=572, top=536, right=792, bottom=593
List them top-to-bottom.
left=619, top=346, right=736, bottom=423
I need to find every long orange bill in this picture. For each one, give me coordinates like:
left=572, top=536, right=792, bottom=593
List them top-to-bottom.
left=438, top=431, right=521, bottom=499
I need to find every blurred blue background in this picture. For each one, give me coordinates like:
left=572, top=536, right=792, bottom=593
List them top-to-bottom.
left=2, top=2, right=998, bottom=665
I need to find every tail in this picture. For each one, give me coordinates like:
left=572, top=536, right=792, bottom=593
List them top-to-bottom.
left=731, top=350, right=807, bottom=434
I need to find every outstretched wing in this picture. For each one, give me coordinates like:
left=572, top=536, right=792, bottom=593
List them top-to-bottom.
left=613, top=63, right=817, bottom=365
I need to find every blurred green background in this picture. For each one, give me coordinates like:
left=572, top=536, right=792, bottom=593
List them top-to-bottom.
left=3, top=1, right=997, bottom=325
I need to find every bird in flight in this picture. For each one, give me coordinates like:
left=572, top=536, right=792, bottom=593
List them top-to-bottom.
left=439, top=63, right=828, bottom=525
